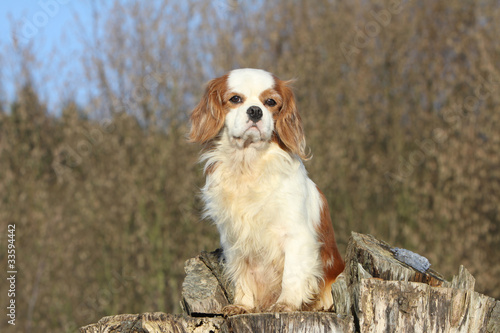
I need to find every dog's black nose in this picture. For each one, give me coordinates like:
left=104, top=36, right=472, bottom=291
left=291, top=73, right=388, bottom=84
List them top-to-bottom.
left=247, top=106, right=263, bottom=122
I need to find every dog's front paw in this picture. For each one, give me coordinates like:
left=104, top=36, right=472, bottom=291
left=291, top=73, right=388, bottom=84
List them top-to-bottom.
left=268, top=302, right=297, bottom=313
left=222, top=304, right=252, bottom=317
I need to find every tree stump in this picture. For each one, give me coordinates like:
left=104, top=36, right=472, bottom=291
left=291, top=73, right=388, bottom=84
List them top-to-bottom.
left=80, top=232, right=499, bottom=333
left=337, top=232, right=500, bottom=332
left=180, top=255, right=230, bottom=316
left=79, top=312, right=225, bottom=333
left=222, top=312, right=354, bottom=333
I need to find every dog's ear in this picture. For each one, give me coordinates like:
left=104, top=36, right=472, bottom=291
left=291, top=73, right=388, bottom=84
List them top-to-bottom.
left=189, top=75, right=227, bottom=144
left=274, top=79, right=309, bottom=160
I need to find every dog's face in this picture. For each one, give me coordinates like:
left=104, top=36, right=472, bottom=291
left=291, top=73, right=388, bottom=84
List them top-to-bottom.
left=189, top=68, right=307, bottom=159
left=225, top=69, right=277, bottom=150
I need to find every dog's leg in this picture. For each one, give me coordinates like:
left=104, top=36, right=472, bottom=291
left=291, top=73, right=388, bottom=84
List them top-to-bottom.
left=271, top=233, right=322, bottom=311
left=223, top=268, right=255, bottom=316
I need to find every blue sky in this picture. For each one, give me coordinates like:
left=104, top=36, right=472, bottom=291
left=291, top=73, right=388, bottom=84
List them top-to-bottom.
left=0, top=0, right=93, bottom=109
left=1, top=0, right=78, bottom=46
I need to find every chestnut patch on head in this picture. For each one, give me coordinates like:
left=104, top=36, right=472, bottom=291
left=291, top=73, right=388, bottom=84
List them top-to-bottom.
left=189, top=75, right=229, bottom=144
left=268, top=79, right=308, bottom=160
left=259, top=89, right=282, bottom=113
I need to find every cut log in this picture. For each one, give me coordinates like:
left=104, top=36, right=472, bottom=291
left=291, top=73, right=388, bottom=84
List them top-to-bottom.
left=80, top=232, right=499, bottom=333
left=335, top=232, right=500, bottom=333
left=337, top=232, right=447, bottom=321
left=344, top=232, right=447, bottom=287
left=198, top=249, right=234, bottom=303
left=181, top=255, right=229, bottom=316
left=331, top=273, right=351, bottom=316
left=358, top=278, right=500, bottom=333
left=79, top=312, right=225, bottom=333
left=222, top=312, right=354, bottom=333
left=79, top=313, right=138, bottom=333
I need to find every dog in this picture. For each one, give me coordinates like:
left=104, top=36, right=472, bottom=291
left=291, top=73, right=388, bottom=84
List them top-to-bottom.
left=189, top=68, right=344, bottom=315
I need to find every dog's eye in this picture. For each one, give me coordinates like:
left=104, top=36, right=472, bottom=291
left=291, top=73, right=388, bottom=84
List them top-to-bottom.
left=229, top=95, right=242, bottom=104
left=265, top=99, right=277, bottom=107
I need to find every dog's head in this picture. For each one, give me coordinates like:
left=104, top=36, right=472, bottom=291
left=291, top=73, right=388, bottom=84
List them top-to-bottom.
left=189, top=68, right=307, bottom=159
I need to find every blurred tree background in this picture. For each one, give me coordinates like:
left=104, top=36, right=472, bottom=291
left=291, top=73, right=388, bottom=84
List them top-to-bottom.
left=0, top=0, right=499, bottom=331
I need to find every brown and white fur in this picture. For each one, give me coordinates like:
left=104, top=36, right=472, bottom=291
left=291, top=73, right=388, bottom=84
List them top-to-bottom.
left=189, top=68, right=344, bottom=315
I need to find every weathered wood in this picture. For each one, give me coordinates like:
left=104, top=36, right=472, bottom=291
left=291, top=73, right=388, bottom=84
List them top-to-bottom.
left=80, top=232, right=500, bottom=333
left=342, top=232, right=500, bottom=333
left=345, top=232, right=447, bottom=288
left=198, top=249, right=234, bottom=303
left=181, top=256, right=229, bottom=315
left=450, top=265, right=476, bottom=290
left=331, top=273, right=351, bottom=316
left=358, top=279, right=500, bottom=333
left=489, top=302, right=500, bottom=333
left=79, top=312, right=225, bottom=333
left=222, top=312, right=355, bottom=333
left=79, top=313, right=138, bottom=333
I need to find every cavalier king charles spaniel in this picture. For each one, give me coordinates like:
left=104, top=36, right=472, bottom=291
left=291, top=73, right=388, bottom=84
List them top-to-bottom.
left=189, top=68, right=344, bottom=315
